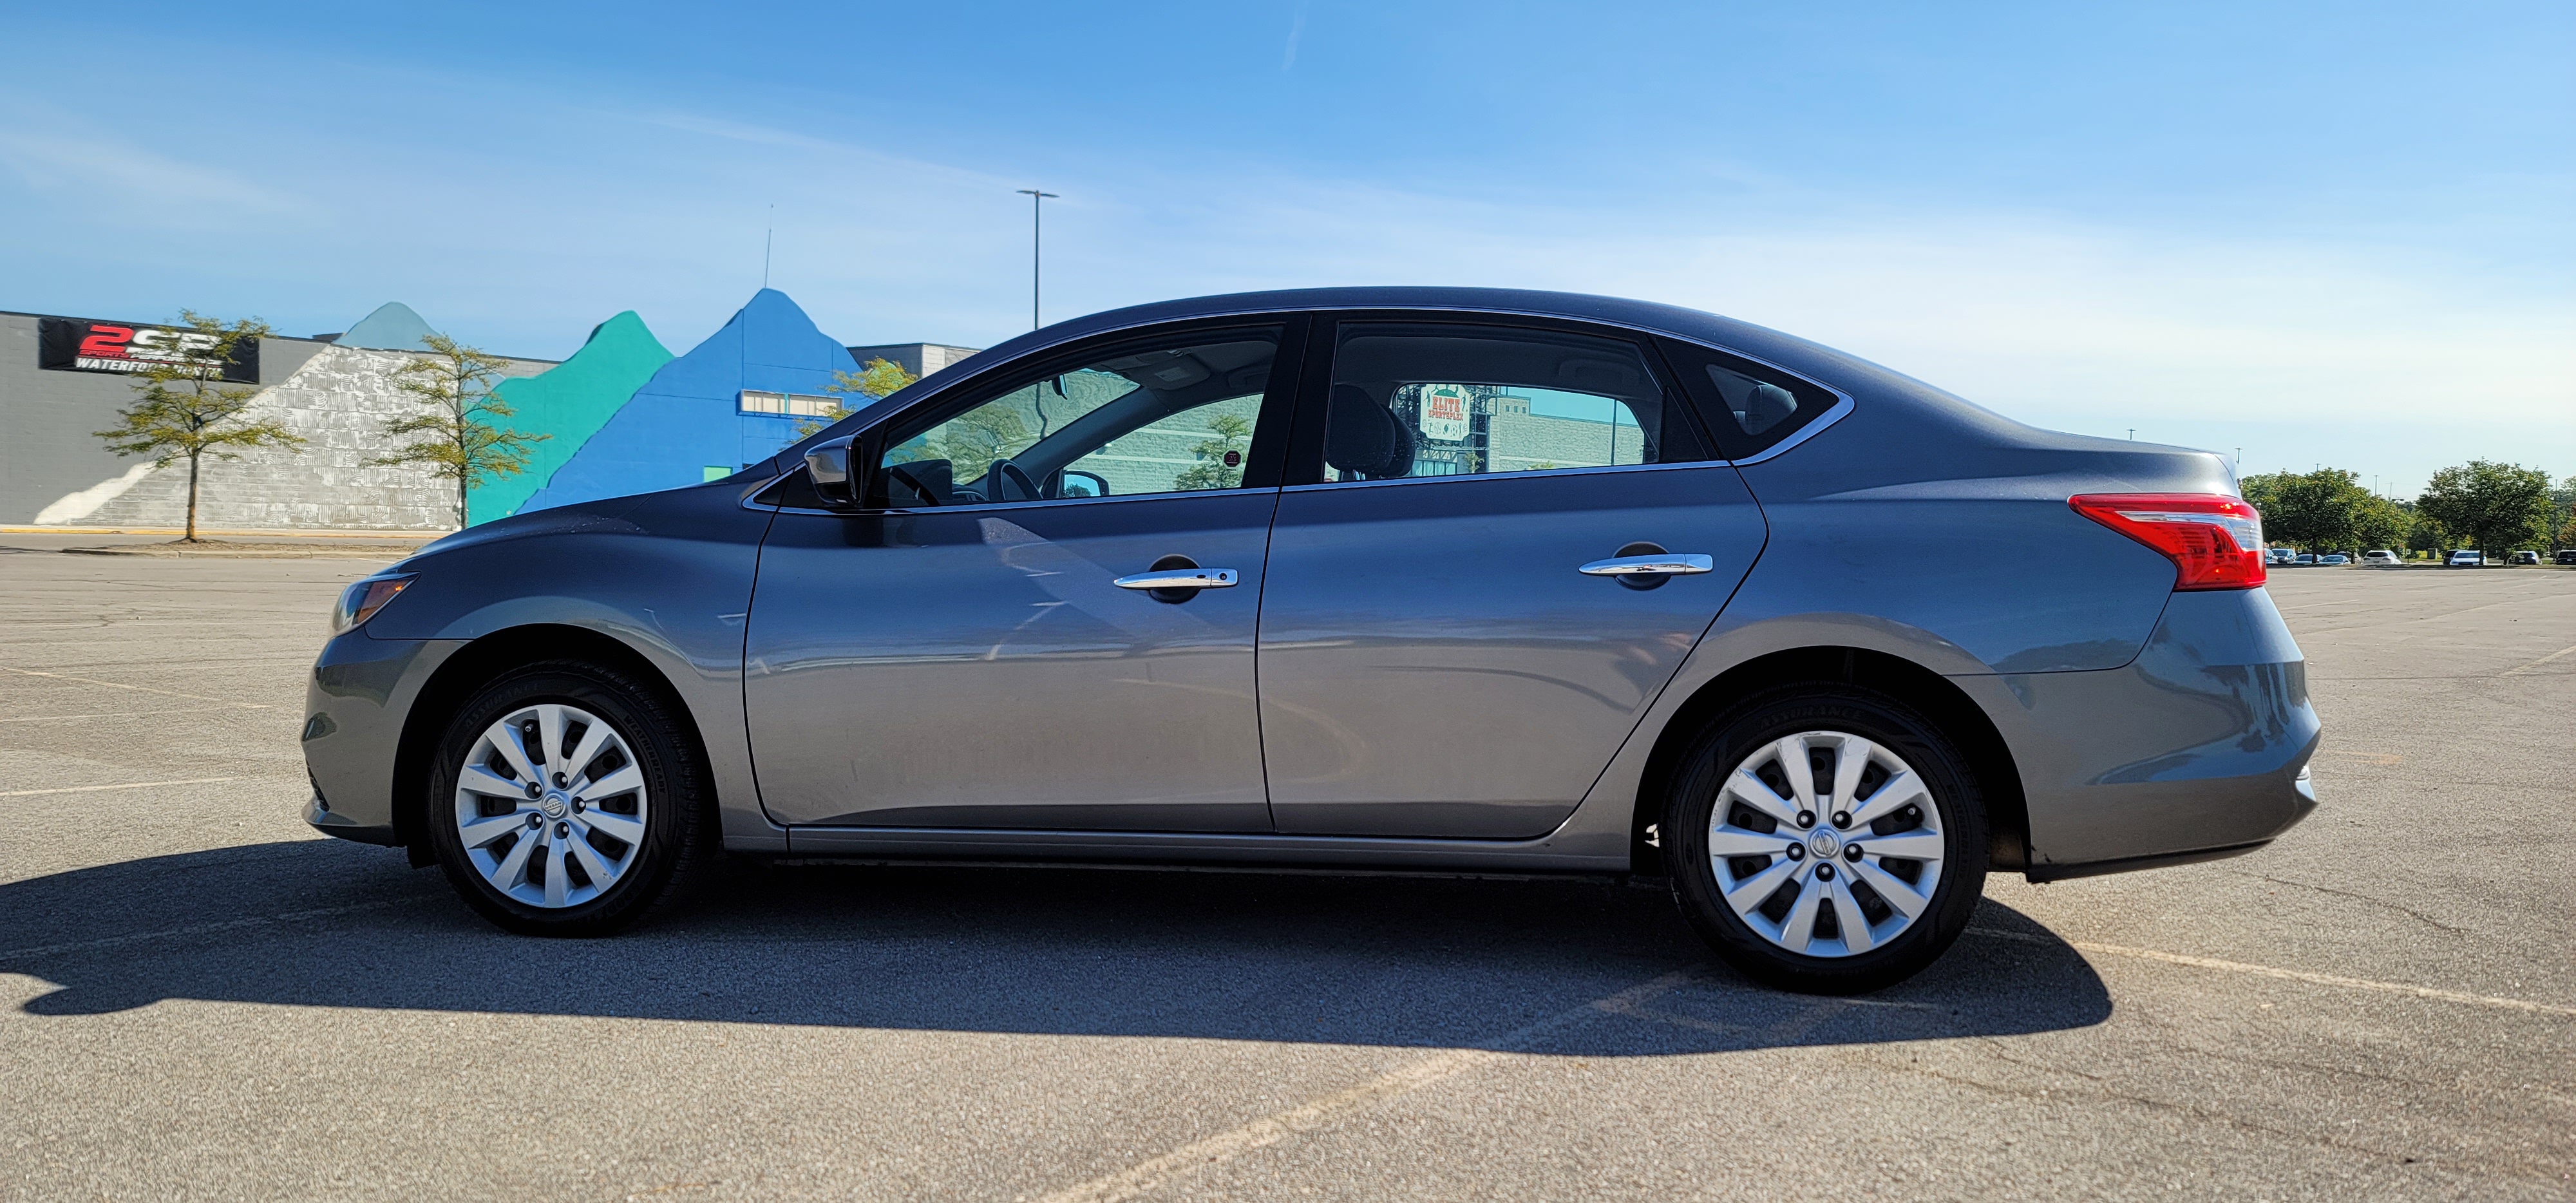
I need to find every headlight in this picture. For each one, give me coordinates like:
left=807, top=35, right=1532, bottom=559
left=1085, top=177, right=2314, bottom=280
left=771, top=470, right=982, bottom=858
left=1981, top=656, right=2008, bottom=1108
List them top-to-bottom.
left=331, top=573, right=415, bottom=634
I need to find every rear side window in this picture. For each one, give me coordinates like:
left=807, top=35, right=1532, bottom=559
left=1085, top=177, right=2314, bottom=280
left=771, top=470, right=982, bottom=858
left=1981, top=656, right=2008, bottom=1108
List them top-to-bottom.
left=1317, top=322, right=1705, bottom=482
left=1656, top=337, right=1842, bottom=460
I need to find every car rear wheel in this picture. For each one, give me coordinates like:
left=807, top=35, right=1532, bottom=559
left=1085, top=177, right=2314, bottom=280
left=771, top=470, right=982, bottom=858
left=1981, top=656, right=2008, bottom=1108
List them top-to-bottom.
left=424, top=661, right=714, bottom=936
left=1663, top=686, right=1988, bottom=994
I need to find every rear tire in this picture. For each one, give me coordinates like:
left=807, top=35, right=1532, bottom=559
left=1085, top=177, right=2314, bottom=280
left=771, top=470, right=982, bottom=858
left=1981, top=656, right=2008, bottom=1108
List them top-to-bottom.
left=423, top=660, right=715, bottom=936
left=1663, top=685, right=1987, bottom=994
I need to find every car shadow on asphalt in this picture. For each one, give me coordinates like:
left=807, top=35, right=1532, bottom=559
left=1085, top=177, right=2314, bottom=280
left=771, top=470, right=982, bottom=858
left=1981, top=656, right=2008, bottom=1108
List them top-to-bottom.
left=1, top=840, right=2112, bottom=1054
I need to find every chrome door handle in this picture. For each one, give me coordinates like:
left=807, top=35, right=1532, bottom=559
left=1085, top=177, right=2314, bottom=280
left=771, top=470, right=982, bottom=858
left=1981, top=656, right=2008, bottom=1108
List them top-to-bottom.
left=1578, top=553, right=1714, bottom=576
left=1113, top=567, right=1240, bottom=590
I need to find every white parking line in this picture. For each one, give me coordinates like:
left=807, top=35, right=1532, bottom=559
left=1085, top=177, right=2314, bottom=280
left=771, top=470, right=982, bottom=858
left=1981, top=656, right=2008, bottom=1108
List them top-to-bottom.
left=2501, top=642, right=2576, bottom=676
left=0, top=665, right=269, bottom=708
left=0, top=706, right=251, bottom=724
left=0, top=776, right=240, bottom=797
left=1970, top=927, right=2575, bottom=1017
left=1036, top=968, right=1700, bottom=1203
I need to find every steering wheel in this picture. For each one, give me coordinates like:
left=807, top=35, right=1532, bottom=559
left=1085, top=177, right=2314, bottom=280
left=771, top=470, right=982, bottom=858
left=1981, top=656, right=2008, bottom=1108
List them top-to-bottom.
left=996, top=460, right=1041, bottom=502
left=884, top=463, right=942, bottom=506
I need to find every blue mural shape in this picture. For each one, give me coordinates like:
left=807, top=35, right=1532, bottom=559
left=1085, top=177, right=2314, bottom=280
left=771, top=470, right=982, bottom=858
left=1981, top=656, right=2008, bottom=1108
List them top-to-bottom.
left=517, top=289, right=857, bottom=513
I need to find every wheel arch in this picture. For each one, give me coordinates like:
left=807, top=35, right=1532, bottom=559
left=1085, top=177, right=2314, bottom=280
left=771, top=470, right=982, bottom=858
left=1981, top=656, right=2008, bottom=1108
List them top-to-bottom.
left=390, top=623, right=706, bottom=866
left=1629, top=646, right=2030, bottom=875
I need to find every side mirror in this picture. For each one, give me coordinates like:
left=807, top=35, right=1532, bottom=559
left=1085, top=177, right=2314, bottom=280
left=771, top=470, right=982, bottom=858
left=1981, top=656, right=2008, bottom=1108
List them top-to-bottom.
left=804, top=435, right=860, bottom=509
left=1061, top=469, right=1110, bottom=498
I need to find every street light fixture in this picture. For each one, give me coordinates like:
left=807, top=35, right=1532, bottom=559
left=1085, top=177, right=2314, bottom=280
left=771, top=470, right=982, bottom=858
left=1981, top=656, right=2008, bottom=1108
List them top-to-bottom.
left=1016, top=188, right=1059, bottom=330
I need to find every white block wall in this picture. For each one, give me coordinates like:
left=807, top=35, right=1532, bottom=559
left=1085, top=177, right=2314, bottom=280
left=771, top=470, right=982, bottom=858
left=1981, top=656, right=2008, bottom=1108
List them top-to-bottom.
left=63, top=346, right=545, bottom=533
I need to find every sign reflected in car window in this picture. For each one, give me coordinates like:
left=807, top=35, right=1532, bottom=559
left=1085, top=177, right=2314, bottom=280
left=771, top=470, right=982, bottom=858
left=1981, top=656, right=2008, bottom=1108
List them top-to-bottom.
left=1320, top=323, right=1697, bottom=483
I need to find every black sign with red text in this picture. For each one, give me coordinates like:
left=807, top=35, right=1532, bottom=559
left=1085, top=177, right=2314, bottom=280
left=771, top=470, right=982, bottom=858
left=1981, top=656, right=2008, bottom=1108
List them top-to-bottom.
left=37, top=317, right=260, bottom=382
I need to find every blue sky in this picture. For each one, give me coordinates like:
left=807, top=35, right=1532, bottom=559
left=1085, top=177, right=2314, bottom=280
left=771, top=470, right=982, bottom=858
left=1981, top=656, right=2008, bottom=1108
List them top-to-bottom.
left=2, top=0, right=2567, bottom=493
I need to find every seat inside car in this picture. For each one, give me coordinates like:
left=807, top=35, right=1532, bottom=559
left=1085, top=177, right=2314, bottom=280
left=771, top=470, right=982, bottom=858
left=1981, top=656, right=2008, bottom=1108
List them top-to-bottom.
left=1324, top=383, right=1414, bottom=480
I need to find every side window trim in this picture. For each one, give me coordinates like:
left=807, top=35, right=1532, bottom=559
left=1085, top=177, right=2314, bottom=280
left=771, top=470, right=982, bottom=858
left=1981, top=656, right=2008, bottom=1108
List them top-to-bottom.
left=1281, top=312, right=1711, bottom=488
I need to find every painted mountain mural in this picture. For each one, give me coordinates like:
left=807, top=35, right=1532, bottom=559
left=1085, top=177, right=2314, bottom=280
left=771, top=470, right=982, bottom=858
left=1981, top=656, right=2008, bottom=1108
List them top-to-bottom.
left=515, top=290, right=857, bottom=515
left=470, top=311, right=674, bottom=524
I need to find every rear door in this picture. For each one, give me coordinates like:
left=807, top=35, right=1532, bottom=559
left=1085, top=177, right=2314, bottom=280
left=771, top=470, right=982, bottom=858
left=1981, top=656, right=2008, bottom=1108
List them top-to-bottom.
left=1255, top=316, right=1768, bottom=838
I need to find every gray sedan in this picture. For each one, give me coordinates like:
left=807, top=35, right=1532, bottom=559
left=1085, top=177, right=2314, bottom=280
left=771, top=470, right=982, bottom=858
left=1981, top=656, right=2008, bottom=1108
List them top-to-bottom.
left=301, top=287, right=2318, bottom=992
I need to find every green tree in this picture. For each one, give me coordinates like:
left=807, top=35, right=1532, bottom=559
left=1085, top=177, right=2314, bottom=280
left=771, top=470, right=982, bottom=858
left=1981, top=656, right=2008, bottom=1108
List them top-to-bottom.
left=91, top=311, right=305, bottom=542
left=368, top=333, right=545, bottom=529
left=799, top=356, right=921, bottom=437
left=1171, top=412, right=1253, bottom=491
left=2416, top=460, right=2553, bottom=553
left=2240, top=468, right=2378, bottom=553
left=2351, top=492, right=2409, bottom=554
left=2405, top=507, right=2448, bottom=558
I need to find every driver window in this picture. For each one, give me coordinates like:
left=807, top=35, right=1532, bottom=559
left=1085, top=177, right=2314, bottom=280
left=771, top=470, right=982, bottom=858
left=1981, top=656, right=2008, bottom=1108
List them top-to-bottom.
left=877, top=330, right=1280, bottom=507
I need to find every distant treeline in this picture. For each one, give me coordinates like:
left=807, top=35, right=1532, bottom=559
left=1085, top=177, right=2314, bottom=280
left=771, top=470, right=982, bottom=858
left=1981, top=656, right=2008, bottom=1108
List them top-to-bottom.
left=2240, top=461, right=2570, bottom=554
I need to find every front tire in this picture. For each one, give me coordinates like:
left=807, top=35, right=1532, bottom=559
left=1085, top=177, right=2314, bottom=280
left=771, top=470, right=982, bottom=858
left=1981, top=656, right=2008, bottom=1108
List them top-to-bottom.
left=424, top=661, right=715, bottom=936
left=1664, top=686, right=1988, bottom=993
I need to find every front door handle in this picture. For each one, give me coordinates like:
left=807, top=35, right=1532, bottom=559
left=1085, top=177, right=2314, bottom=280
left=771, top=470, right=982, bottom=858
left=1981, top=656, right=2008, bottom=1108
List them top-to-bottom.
left=1578, top=553, right=1714, bottom=576
left=1114, top=567, right=1240, bottom=590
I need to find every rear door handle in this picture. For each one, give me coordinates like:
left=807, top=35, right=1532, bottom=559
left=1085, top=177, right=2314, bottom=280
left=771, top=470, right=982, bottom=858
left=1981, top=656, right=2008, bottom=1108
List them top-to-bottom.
left=1578, top=553, right=1714, bottom=576
left=1114, top=567, right=1240, bottom=590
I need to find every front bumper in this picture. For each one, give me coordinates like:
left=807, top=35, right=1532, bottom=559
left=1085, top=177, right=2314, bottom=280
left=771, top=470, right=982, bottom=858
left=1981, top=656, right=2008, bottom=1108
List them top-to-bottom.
left=299, top=630, right=463, bottom=847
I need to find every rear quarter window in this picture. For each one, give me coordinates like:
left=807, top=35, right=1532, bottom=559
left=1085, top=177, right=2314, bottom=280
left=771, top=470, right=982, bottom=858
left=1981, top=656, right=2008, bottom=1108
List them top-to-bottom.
left=1655, top=337, right=1843, bottom=460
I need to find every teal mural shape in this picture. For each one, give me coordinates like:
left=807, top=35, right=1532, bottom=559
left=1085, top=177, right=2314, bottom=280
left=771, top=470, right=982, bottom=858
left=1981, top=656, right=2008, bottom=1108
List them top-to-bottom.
left=469, top=311, right=674, bottom=524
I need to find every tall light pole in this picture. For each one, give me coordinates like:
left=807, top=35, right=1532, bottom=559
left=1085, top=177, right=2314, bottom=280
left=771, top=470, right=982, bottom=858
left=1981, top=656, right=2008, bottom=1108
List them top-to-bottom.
left=1016, top=188, right=1058, bottom=330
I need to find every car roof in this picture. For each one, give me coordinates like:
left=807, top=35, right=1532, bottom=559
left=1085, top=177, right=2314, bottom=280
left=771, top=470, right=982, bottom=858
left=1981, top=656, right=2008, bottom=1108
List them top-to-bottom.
left=946, top=287, right=1877, bottom=403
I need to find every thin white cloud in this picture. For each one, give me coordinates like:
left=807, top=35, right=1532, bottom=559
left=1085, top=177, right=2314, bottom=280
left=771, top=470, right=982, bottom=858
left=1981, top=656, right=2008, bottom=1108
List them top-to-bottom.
left=1283, top=1, right=1308, bottom=71
left=0, top=127, right=310, bottom=220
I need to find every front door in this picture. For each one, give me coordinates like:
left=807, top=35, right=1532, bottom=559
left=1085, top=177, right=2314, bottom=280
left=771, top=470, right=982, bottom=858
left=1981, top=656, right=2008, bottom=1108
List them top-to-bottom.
left=1256, top=317, right=1769, bottom=838
left=746, top=323, right=1298, bottom=831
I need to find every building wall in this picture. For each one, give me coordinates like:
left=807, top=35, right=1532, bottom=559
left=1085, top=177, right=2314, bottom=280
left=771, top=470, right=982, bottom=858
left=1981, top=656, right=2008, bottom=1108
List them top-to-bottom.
left=1, top=313, right=328, bottom=524
left=848, top=341, right=982, bottom=383
left=69, top=345, right=549, bottom=531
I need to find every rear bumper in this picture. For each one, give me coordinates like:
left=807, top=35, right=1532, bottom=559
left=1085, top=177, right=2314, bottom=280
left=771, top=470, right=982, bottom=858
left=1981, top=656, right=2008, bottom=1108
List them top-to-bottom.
left=1960, top=587, right=2320, bottom=875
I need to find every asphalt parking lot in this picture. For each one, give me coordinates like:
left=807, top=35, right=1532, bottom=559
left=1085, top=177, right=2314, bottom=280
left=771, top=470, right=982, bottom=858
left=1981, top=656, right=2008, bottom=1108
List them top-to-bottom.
left=1, top=542, right=2569, bottom=1201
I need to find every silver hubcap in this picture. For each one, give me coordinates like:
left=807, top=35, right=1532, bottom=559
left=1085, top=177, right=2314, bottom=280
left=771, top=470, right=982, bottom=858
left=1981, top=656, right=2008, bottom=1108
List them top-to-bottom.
left=453, top=703, right=649, bottom=909
left=1709, top=731, right=1945, bottom=958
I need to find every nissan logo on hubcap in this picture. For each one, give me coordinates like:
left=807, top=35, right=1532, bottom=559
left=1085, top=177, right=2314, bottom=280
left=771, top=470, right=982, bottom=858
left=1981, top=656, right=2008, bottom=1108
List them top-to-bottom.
left=541, top=795, right=568, bottom=820
left=1808, top=831, right=1839, bottom=858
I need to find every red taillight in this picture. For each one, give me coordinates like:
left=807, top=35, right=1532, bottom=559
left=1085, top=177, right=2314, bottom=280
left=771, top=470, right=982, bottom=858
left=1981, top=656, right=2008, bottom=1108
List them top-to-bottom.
left=2069, top=493, right=2267, bottom=591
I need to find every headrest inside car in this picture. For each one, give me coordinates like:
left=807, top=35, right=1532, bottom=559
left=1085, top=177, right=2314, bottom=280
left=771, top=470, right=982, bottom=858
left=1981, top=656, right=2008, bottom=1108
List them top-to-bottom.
left=1325, top=385, right=1414, bottom=480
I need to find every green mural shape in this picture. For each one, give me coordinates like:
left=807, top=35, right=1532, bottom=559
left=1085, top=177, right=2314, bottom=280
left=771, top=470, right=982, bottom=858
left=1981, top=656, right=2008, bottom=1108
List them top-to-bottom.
left=469, top=311, right=674, bottom=524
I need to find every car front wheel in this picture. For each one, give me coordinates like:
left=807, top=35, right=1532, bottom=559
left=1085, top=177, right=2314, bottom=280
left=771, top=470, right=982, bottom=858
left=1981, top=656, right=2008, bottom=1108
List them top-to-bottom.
left=424, top=661, right=714, bottom=936
left=1663, top=686, right=1989, bottom=994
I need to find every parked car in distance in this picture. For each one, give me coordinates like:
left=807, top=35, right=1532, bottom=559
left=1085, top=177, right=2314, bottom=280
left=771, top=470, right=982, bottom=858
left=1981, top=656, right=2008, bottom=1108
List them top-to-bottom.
left=298, top=285, right=2321, bottom=994
left=2265, top=547, right=2297, bottom=566
left=2362, top=550, right=2400, bottom=565
left=2448, top=550, right=2485, bottom=567
left=2556, top=550, right=2576, bottom=565
left=2508, top=551, right=2541, bottom=565
left=2293, top=554, right=2318, bottom=565
left=2318, top=554, right=2349, bottom=565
